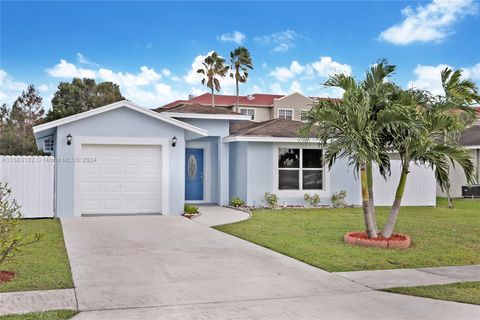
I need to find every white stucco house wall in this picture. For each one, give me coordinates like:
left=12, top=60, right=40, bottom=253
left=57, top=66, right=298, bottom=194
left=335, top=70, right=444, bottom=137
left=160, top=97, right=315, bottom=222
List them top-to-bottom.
left=33, top=100, right=436, bottom=217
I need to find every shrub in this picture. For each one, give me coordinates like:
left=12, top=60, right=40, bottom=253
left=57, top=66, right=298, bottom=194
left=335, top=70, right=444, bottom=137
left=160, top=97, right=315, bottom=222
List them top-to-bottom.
left=0, top=183, right=42, bottom=266
left=331, top=190, right=348, bottom=208
left=264, top=192, right=278, bottom=209
left=304, top=193, right=320, bottom=207
left=230, top=197, right=245, bottom=208
left=184, top=204, right=199, bottom=215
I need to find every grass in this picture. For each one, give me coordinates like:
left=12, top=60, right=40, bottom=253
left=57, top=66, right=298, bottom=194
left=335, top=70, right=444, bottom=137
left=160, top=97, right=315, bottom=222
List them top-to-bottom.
left=215, top=198, right=480, bottom=272
left=0, top=219, right=73, bottom=292
left=383, top=281, right=480, bottom=305
left=0, top=310, right=78, bottom=320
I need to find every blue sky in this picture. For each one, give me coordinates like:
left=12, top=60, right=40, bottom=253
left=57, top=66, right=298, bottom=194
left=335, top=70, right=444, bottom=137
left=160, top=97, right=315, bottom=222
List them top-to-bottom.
left=1, top=1, right=479, bottom=109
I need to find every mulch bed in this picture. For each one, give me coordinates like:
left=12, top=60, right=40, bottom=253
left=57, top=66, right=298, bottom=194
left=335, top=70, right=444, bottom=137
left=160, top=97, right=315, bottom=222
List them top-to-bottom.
left=344, top=231, right=411, bottom=249
left=0, top=271, right=16, bottom=283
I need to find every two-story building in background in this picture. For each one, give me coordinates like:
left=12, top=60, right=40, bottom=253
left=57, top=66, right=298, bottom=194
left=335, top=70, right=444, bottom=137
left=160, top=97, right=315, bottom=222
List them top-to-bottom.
left=159, top=92, right=335, bottom=122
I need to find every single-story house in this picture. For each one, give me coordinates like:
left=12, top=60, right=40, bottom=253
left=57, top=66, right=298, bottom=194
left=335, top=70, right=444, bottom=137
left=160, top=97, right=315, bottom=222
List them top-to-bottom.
left=33, top=100, right=436, bottom=217
left=436, top=123, right=480, bottom=198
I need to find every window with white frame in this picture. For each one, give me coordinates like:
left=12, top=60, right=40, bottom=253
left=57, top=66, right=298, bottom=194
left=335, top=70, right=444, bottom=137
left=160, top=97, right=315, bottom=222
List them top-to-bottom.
left=240, top=108, right=255, bottom=120
left=278, top=109, right=293, bottom=120
left=300, top=110, right=309, bottom=122
left=43, top=138, right=54, bottom=153
left=278, top=148, right=323, bottom=190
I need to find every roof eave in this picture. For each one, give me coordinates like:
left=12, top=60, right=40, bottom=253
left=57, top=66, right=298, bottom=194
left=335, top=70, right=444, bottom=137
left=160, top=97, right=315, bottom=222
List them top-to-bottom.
left=33, top=100, right=209, bottom=137
left=164, top=112, right=252, bottom=120
left=223, top=136, right=320, bottom=143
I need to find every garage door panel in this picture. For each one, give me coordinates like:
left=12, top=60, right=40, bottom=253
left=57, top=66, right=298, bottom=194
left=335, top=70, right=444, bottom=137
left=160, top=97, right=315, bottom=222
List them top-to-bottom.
left=80, top=144, right=163, bottom=215
left=123, top=165, right=141, bottom=176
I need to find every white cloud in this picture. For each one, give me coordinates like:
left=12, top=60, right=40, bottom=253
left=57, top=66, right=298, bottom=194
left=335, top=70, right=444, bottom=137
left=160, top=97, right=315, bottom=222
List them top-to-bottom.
left=379, top=0, right=478, bottom=45
left=255, top=30, right=304, bottom=52
left=217, top=31, right=246, bottom=44
left=76, top=53, right=99, bottom=67
left=311, top=56, right=352, bottom=77
left=270, top=57, right=351, bottom=83
left=45, top=59, right=186, bottom=107
left=47, top=59, right=97, bottom=78
left=270, top=60, right=305, bottom=82
left=407, top=63, right=480, bottom=95
left=463, top=63, right=480, bottom=80
left=407, top=64, right=451, bottom=95
left=98, top=66, right=161, bottom=87
left=161, top=68, right=172, bottom=77
left=0, top=70, right=28, bottom=104
left=290, top=80, right=303, bottom=94
left=270, top=82, right=286, bottom=94
left=38, top=84, right=49, bottom=92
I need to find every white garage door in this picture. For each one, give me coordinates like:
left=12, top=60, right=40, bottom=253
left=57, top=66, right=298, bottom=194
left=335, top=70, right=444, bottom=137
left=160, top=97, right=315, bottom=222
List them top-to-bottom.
left=80, top=144, right=163, bottom=215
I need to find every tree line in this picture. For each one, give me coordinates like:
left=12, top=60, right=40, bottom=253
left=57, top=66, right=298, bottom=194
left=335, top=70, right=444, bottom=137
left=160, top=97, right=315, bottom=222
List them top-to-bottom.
left=0, top=79, right=124, bottom=155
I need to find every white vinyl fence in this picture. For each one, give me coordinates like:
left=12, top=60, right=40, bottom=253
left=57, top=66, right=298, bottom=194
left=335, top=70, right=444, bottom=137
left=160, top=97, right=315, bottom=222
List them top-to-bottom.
left=0, top=156, right=55, bottom=217
left=373, top=158, right=437, bottom=206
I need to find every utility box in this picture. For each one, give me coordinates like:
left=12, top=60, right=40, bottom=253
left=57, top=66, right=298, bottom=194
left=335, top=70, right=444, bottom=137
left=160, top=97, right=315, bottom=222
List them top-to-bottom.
left=462, top=185, right=480, bottom=198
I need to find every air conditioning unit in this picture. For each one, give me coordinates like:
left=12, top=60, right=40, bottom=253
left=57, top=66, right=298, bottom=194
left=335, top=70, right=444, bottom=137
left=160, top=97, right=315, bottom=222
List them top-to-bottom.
left=462, top=185, right=480, bottom=198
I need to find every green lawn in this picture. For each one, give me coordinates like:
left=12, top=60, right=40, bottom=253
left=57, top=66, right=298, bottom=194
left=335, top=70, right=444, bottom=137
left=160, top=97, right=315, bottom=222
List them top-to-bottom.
left=215, top=198, right=480, bottom=272
left=0, top=219, right=73, bottom=292
left=383, top=281, right=480, bottom=305
left=0, top=310, right=78, bottom=320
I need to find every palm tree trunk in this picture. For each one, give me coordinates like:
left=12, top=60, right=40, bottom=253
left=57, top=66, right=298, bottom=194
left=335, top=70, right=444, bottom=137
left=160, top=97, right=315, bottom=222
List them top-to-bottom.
left=235, top=78, right=239, bottom=113
left=211, top=87, right=215, bottom=108
left=366, top=161, right=378, bottom=233
left=360, top=163, right=378, bottom=238
left=382, top=164, right=409, bottom=238
left=447, top=189, right=453, bottom=208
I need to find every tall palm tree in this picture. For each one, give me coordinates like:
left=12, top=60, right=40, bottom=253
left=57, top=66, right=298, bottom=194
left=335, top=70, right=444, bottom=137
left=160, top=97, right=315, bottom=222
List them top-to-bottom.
left=230, top=47, right=253, bottom=112
left=197, top=52, right=229, bottom=107
left=381, top=69, right=479, bottom=237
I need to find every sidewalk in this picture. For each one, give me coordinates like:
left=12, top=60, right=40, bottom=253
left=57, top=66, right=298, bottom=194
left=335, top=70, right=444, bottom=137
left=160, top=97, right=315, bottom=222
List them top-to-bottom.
left=193, top=206, right=251, bottom=226
left=334, top=265, right=480, bottom=289
left=0, top=289, right=76, bottom=316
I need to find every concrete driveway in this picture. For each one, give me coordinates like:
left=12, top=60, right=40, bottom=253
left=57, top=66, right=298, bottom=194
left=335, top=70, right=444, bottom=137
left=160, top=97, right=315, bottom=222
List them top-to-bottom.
left=61, top=216, right=480, bottom=319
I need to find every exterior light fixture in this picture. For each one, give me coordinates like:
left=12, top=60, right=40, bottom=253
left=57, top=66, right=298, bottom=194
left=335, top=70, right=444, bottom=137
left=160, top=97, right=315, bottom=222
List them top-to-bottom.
left=67, top=133, right=72, bottom=146
left=172, top=136, right=177, bottom=147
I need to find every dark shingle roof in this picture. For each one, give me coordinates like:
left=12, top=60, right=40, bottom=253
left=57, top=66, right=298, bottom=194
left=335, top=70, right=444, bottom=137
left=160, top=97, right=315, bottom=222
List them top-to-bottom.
left=154, top=103, right=242, bottom=115
left=228, top=118, right=315, bottom=138
left=459, top=125, right=480, bottom=147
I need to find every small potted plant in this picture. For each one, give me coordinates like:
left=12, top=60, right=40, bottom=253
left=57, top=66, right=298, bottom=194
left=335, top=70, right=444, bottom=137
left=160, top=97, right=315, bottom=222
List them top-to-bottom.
left=183, top=204, right=200, bottom=219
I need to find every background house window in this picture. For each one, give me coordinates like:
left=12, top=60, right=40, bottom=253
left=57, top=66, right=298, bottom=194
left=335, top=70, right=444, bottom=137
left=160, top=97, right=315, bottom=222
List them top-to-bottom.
left=240, top=108, right=255, bottom=120
left=278, top=109, right=293, bottom=120
left=300, top=110, right=309, bottom=122
left=44, top=138, right=54, bottom=153
left=278, top=148, right=323, bottom=190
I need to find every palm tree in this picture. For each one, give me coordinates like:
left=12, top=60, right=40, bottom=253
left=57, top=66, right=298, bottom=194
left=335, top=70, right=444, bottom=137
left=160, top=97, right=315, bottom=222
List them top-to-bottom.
left=230, top=47, right=253, bottom=112
left=197, top=52, right=229, bottom=107
left=322, top=59, right=397, bottom=233
left=437, top=68, right=480, bottom=208
left=381, top=69, right=479, bottom=237
left=302, top=90, right=402, bottom=238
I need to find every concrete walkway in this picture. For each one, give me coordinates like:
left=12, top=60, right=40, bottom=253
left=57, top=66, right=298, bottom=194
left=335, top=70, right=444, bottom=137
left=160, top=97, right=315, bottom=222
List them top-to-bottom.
left=194, top=205, right=250, bottom=226
left=59, top=216, right=479, bottom=319
left=335, top=265, right=480, bottom=289
left=0, top=289, right=76, bottom=316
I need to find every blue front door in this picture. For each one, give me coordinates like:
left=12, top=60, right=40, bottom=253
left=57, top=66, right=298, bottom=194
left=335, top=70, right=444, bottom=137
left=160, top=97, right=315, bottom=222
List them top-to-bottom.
left=185, top=148, right=204, bottom=201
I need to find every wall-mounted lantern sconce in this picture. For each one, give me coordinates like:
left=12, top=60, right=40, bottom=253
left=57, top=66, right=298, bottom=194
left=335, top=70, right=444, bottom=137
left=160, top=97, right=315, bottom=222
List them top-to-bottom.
left=67, top=133, right=72, bottom=145
left=172, top=136, right=177, bottom=147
